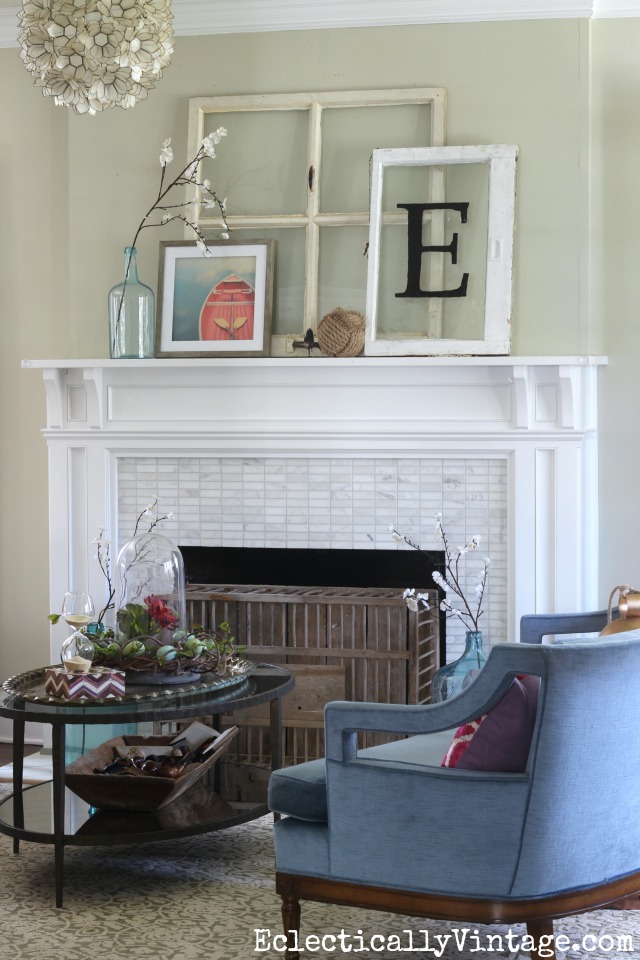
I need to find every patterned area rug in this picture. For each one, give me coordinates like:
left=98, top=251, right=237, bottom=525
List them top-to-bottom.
left=0, top=783, right=638, bottom=960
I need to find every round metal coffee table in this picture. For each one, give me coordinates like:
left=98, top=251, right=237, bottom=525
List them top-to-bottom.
left=0, top=663, right=293, bottom=907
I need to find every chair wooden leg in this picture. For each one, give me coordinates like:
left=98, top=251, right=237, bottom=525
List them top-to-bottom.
left=280, top=885, right=301, bottom=959
left=527, top=919, right=555, bottom=960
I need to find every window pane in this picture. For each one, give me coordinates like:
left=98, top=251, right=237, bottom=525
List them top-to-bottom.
left=320, top=103, right=433, bottom=214
left=199, top=110, right=309, bottom=216
left=375, top=161, right=489, bottom=341
left=318, top=226, right=369, bottom=322
left=212, top=227, right=306, bottom=335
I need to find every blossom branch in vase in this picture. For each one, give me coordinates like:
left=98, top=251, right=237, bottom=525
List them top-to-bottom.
left=112, top=128, right=230, bottom=355
left=390, top=514, right=490, bottom=650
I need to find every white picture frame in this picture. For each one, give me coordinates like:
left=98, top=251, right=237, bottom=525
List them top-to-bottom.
left=365, top=144, right=518, bottom=357
left=156, top=240, right=274, bottom=358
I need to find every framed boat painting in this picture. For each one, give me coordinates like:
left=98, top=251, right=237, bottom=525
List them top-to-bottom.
left=156, top=239, right=274, bottom=358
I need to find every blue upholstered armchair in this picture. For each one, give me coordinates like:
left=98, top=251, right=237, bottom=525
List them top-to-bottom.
left=269, top=632, right=640, bottom=960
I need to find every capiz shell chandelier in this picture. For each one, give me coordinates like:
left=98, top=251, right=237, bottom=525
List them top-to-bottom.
left=18, top=0, right=174, bottom=115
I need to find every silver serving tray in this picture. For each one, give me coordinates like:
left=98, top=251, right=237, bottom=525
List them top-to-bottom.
left=1, top=658, right=256, bottom=705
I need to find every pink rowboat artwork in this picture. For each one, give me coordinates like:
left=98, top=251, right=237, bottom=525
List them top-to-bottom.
left=199, top=273, right=255, bottom=341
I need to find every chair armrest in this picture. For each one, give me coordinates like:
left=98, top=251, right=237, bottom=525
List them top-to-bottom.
left=519, top=610, right=609, bottom=643
left=325, top=642, right=546, bottom=762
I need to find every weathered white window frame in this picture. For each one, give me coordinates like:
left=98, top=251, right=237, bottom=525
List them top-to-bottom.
left=187, top=89, right=447, bottom=355
left=365, top=144, right=518, bottom=357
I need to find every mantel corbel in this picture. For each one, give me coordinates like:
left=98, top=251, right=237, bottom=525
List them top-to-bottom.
left=558, top=364, right=581, bottom=430
left=509, top=365, right=531, bottom=430
left=82, top=367, right=105, bottom=429
left=41, top=368, right=64, bottom=429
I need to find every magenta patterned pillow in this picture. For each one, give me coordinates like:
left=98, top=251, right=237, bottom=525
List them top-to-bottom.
left=441, top=675, right=540, bottom=772
left=441, top=716, right=488, bottom=768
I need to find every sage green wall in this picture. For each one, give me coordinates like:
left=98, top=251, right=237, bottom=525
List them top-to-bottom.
left=0, top=17, right=598, bottom=702
left=591, top=19, right=640, bottom=595
left=0, top=51, right=69, bottom=698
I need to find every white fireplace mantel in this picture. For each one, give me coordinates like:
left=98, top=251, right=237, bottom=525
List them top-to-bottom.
left=25, top=354, right=606, bottom=667
left=24, top=355, right=604, bottom=439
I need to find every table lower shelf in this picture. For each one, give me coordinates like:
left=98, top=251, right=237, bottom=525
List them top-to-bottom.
left=0, top=781, right=270, bottom=845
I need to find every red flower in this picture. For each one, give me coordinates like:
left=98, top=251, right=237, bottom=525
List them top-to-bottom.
left=144, top=595, right=179, bottom=629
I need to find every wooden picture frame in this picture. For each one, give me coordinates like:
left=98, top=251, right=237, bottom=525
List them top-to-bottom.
left=365, top=145, right=518, bottom=357
left=156, top=239, right=274, bottom=358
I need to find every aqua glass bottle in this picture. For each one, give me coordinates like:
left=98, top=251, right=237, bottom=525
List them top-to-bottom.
left=108, top=246, right=155, bottom=359
left=431, top=630, right=488, bottom=702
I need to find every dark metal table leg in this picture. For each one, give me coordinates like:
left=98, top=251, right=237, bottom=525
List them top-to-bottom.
left=269, top=698, right=283, bottom=822
left=269, top=698, right=283, bottom=771
left=211, top=713, right=223, bottom=794
left=12, top=718, right=25, bottom=854
left=51, top=723, right=66, bottom=908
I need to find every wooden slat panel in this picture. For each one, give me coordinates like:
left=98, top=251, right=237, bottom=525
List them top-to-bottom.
left=186, top=584, right=439, bottom=765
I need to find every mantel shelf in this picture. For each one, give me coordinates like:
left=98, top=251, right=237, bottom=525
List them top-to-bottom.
left=22, top=355, right=607, bottom=370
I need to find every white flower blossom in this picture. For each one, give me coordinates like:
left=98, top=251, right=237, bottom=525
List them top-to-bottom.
left=159, top=138, right=173, bottom=166
left=202, top=178, right=211, bottom=190
left=161, top=213, right=171, bottom=223
left=220, top=232, right=230, bottom=240
left=196, top=239, right=209, bottom=255
left=394, top=516, right=490, bottom=633
left=432, top=571, right=449, bottom=592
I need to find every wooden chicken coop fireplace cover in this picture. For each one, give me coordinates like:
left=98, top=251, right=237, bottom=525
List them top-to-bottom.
left=185, top=580, right=440, bottom=775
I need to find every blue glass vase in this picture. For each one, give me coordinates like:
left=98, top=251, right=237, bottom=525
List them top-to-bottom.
left=108, top=246, right=155, bottom=359
left=432, top=630, right=487, bottom=702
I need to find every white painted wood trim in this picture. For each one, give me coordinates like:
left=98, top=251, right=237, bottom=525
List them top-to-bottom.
left=1, top=2, right=636, bottom=50
left=365, top=145, right=517, bottom=356
left=22, top=356, right=607, bottom=369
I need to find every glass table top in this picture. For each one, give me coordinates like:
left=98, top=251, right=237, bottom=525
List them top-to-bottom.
left=0, top=663, right=293, bottom=724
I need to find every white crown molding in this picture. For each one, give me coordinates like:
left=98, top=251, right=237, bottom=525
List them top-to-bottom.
left=173, top=0, right=592, bottom=35
left=592, top=0, right=640, bottom=15
left=1, top=1, right=639, bottom=50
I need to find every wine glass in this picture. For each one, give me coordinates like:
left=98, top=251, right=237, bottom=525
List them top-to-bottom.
left=60, top=592, right=95, bottom=666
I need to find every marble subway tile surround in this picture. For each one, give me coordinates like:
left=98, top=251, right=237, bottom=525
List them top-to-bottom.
left=118, top=456, right=507, bottom=657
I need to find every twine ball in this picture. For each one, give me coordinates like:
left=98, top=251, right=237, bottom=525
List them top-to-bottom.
left=317, top=308, right=365, bottom=357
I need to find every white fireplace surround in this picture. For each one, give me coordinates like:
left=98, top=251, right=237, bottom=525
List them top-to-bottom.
left=24, top=354, right=604, bottom=684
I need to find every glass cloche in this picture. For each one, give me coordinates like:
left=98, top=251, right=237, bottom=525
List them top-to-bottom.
left=113, top=530, right=186, bottom=653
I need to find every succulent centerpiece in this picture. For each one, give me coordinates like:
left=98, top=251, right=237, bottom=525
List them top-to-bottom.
left=51, top=499, right=242, bottom=680
left=90, top=614, right=236, bottom=678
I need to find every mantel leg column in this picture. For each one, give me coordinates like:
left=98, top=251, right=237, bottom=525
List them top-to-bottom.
left=51, top=723, right=66, bottom=909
